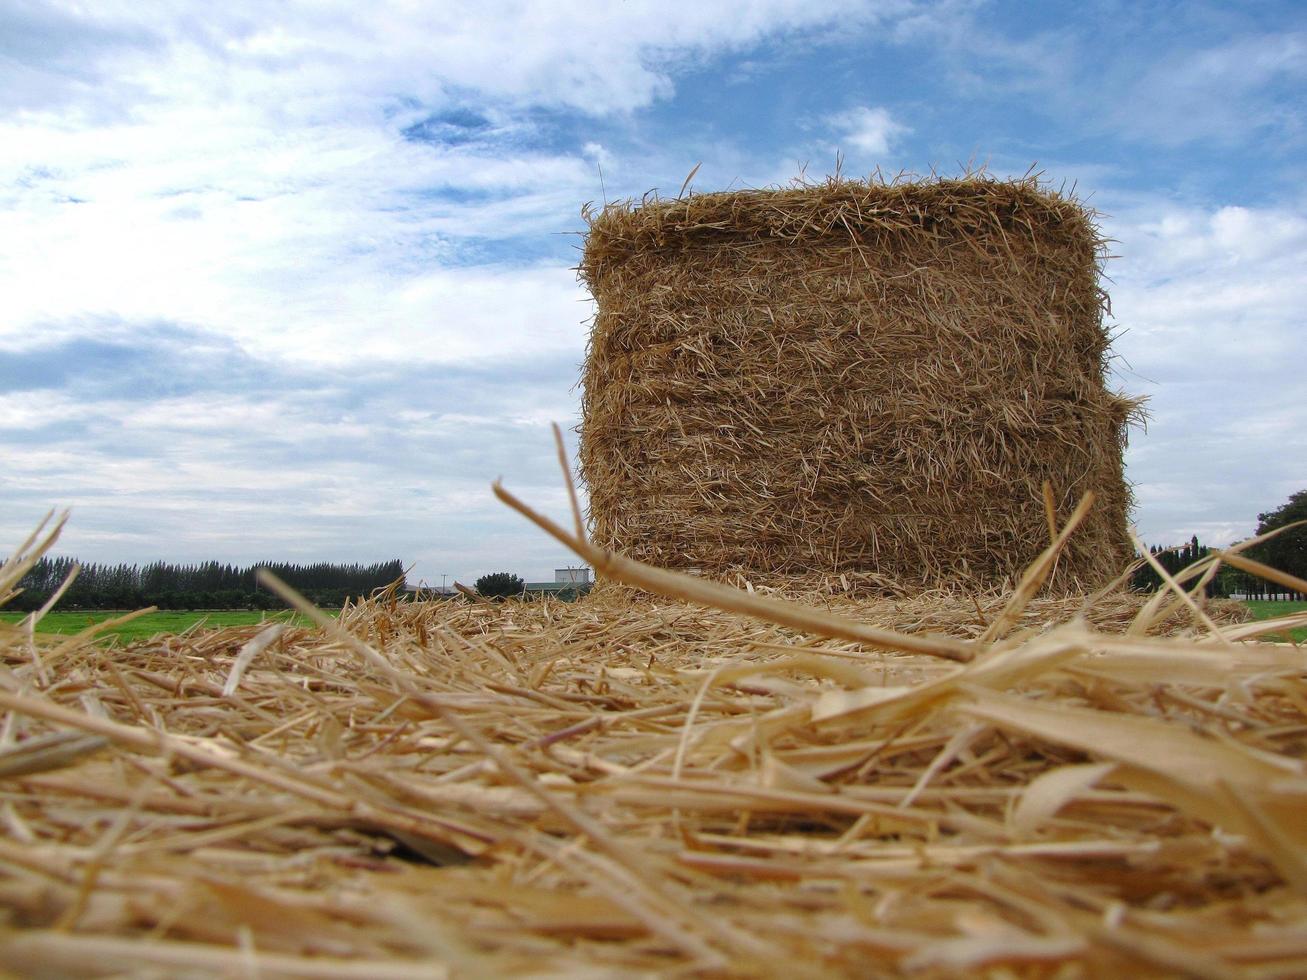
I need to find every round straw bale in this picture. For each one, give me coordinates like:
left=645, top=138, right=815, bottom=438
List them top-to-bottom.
left=579, top=175, right=1141, bottom=591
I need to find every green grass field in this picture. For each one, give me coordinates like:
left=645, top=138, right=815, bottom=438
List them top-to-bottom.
left=3, top=599, right=1303, bottom=646
left=1242, top=600, right=1307, bottom=643
left=0, top=608, right=324, bottom=645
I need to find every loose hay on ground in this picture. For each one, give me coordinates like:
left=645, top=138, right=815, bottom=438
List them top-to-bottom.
left=2, top=510, right=1306, bottom=977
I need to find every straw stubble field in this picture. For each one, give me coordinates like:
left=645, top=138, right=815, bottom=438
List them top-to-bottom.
left=2, top=495, right=1307, bottom=978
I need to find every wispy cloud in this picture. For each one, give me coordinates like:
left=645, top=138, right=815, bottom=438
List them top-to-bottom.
left=1110, top=33, right=1306, bottom=147
left=827, top=106, right=910, bottom=157
left=1106, top=198, right=1307, bottom=544
left=2, top=321, right=585, bottom=576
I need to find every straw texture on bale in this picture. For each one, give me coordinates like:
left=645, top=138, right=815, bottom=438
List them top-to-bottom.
left=580, top=174, right=1141, bottom=591
left=3, top=504, right=1307, bottom=978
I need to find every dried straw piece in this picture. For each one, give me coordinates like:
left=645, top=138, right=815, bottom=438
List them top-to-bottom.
left=579, top=174, right=1142, bottom=591
left=494, top=480, right=975, bottom=662
left=0, top=730, right=109, bottom=778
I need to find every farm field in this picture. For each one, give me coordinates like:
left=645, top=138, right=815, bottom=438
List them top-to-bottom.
left=5, top=599, right=1301, bottom=645
left=1244, top=599, right=1307, bottom=642
left=0, top=608, right=323, bottom=644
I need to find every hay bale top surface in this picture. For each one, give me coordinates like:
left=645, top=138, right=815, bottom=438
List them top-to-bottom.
left=581, top=175, right=1100, bottom=261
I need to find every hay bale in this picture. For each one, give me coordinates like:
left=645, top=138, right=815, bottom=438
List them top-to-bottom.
left=579, top=175, right=1141, bottom=590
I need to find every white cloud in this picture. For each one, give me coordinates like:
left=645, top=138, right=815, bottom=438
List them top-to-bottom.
left=5, top=1, right=903, bottom=119
left=3, top=4, right=917, bottom=372
left=827, top=106, right=909, bottom=157
left=0, top=112, right=594, bottom=365
left=1103, top=197, right=1307, bottom=545
left=1107, top=202, right=1307, bottom=378
left=371, top=263, right=591, bottom=364
left=0, top=373, right=588, bottom=582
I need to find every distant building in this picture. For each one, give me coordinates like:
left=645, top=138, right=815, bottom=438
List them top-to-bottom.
left=523, top=566, right=593, bottom=598
left=554, top=567, right=592, bottom=584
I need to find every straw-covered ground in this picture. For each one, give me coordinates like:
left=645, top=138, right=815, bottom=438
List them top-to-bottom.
left=2, top=500, right=1306, bottom=978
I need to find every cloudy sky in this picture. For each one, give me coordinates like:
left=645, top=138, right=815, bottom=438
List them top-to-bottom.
left=3, top=0, right=1304, bottom=588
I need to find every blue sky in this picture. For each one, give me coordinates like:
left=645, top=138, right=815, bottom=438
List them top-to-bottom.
left=2, top=0, right=1304, bottom=588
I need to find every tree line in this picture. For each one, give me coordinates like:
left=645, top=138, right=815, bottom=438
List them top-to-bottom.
left=1131, top=489, right=1306, bottom=601
left=10, top=557, right=406, bottom=611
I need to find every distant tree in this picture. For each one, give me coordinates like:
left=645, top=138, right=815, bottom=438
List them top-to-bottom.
left=1251, top=490, right=1307, bottom=598
left=1129, top=535, right=1223, bottom=596
left=12, top=556, right=405, bottom=610
left=475, top=572, right=524, bottom=599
